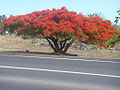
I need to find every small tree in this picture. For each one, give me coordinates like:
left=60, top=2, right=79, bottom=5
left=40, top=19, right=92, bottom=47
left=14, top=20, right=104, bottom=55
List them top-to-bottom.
left=2, top=7, right=120, bottom=54
left=115, top=9, right=120, bottom=25
left=0, top=15, right=6, bottom=35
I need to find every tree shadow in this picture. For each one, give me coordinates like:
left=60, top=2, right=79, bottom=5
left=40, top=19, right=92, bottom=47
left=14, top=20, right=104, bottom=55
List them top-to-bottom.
left=1, top=50, right=78, bottom=56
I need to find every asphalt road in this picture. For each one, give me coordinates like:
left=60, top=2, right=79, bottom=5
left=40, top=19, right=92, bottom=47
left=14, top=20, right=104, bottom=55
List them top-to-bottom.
left=0, top=54, right=120, bottom=90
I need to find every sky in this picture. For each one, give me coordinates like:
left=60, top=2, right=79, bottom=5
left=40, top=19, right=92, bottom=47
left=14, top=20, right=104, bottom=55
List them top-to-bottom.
left=0, top=0, right=120, bottom=24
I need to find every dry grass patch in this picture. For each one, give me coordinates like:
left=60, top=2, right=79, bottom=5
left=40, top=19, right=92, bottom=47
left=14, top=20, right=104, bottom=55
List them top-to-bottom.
left=0, top=35, right=120, bottom=58
left=0, top=35, right=51, bottom=52
left=68, top=49, right=120, bottom=58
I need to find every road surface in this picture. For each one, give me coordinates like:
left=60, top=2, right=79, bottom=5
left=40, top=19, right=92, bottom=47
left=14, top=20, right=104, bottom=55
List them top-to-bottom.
left=0, top=54, right=120, bottom=90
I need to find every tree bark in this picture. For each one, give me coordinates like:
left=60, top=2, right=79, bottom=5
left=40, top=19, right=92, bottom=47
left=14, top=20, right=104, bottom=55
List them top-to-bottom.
left=45, top=36, right=74, bottom=54
left=45, top=37, right=56, bottom=52
left=59, top=39, right=69, bottom=51
left=62, top=39, right=74, bottom=54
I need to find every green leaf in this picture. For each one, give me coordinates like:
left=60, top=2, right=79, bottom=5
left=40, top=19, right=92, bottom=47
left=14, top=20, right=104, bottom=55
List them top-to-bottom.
left=114, top=20, right=118, bottom=23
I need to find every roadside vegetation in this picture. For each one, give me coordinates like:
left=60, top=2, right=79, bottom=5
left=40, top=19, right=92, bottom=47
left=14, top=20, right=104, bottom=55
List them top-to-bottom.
left=0, top=7, right=120, bottom=58
left=0, top=15, right=6, bottom=35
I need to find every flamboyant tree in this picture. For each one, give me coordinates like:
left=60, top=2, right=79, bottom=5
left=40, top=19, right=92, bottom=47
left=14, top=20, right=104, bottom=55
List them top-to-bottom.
left=2, top=7, right=120, bottom=54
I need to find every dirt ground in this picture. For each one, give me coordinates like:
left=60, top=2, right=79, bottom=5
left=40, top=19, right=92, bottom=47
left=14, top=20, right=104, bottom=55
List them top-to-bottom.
left=0, top=35, right=120, bottom=59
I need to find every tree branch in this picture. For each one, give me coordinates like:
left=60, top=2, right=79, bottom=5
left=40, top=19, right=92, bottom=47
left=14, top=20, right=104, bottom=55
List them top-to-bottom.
left=45, top=37, right=56, bottom=52
left=60, top=39, right=69, bottom=51
left=62, top=39, right=74, bottom=54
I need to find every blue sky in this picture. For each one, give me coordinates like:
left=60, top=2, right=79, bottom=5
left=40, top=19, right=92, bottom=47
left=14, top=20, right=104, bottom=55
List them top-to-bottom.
left=0, top=0, right=120, bottom=24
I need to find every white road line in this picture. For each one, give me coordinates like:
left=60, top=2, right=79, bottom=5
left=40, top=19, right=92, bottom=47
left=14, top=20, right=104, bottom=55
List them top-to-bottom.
left=2, top=54, right=120, bottom=64
left=19, top=55, right=120, bottom=64
left=0, top=65, right=120, bottom=78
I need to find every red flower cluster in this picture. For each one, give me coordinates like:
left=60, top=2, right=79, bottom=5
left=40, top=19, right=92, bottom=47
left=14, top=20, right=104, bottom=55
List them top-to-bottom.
left=3, top=7, right=120, bottom=48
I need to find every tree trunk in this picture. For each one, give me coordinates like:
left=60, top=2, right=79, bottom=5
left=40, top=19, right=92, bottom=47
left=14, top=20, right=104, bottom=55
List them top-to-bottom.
left=45, top=37, right=74, bottom=54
